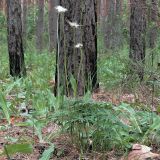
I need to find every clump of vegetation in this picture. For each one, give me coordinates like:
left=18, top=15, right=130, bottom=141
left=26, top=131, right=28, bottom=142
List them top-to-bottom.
left=53, top=98, right=160, bottom=153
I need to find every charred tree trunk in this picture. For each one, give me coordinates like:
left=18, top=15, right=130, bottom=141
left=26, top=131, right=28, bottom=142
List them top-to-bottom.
left=7, top=0, right=26, bottom=77
left=36, top=0, right=44, bottom=52
left=48, top=0, right=59, bottom=52
left=55, top=0, right=98, bottom=96
left=130, top=0, right=146, bottom=81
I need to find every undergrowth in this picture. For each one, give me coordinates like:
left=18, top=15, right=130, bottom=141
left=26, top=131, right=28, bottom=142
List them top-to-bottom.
left=0, top=9, right=160, bottom=159
left=0, top=44, right=160, bottom=158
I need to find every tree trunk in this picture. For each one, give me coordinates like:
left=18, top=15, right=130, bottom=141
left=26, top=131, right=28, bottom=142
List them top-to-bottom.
left=1, top=0, right=7, bottom=15
left=7, top=0, right=26, bottom=77
left=21, top=0, right=28, bottom=48
left=36, top=0, right=44, bottom=52
left=48, top=0, right=59, bottom=52
left=55, top=0, right=98, bottom=96
left=100, top=0, right=108, bottom=18
left=103, top=0, right=123, bottom=49
left=104, top=0, right=115, bottom=49
left=114, top=0, right=123, bottom=47
left=129, top=0, right=146, bottom=81
left=148, top=0, right=158, bottom=48
left=0, top=1, right=3, bottom=11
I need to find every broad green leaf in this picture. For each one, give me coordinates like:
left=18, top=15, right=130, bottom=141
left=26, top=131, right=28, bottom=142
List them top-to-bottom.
left=0, top=92, right=10, bottom=124
left=15, top=121, right=33, bottom=127
left=0, top=143, right=33, bottom=156
left=39, top=144, right=55, bottom=160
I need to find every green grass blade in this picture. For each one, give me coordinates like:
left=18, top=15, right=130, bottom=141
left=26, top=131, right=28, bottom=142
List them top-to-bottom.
left=0, top=92, right=10, bottom=124
left=39, top=144, right=55, bottom=160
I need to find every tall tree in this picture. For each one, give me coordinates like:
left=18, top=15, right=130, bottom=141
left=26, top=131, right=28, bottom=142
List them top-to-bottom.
left=0, top=0, right=7, bottom=15
left=7, top=0, right=26, bottom=77
left=21, top=0, right=28, bottom=47
left=36, top=0, right=44, bottom=52
left=48, top=0, right=59, bottom=52
left=55, top=0, right=98, bottom=96
left=99, top=0, right=109, bottom=19
left=103, top=0, right=123, bottom=49
left=104, top=0, right=115, bottom=49
left=114, top=0, right=123, bottom=47
left=130, top=0, right=146, bottom=80
left=148, top=0, right=158, bottom=48
left=0, top=1, right=3, bottom=11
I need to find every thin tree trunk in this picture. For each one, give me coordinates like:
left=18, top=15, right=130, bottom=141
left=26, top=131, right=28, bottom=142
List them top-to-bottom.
left=1, top=0, right=7, bottom=15
left=7, top=0, right=26, bottom=77
left=36, top=0, right=44, bottom=52
left=48, top=0, right=59, bottom=52
left=55, top=0, right=98, bottom=96
left=100, top=0, right=108, bottom=18
left=104, top=0, right=115, bottom=49
left=104, top=0, right=123, bottom=49
left=114, top=0, right=123, bottom=47
left=130, top=0, right=146, bottom=80
left=148, top=0, right=158, bottom=48
left=0, top=1, right=3, bottom=11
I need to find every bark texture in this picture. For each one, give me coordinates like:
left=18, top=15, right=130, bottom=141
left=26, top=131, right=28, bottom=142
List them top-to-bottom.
left=1, top=0, right=7, bottom=15
left=7, top=0, right=26, bottom=77
left=21, top=0, right=28, bottom=47
left=36, top=0, right=44, bottom=52
left=48, top=0, right=59, bottom=52
left=55, top=0, right=97, bottom=96
left=103, top=0, right=123, bottom=49
left=130, top=0, right=146, bottom=80
left=148, top=0, right=158, bottom=48
left=0, top=1, right=3, bottom=10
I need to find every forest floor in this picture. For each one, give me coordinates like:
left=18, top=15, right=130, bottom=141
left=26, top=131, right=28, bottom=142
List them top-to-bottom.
left=0, top=44, right=160, bottom=159
left=0, top=85, right=160, bottom=160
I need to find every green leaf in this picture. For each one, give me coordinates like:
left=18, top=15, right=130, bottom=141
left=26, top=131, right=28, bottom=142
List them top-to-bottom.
left=70, top=75, right=77, bottom=97
left=0, top=92, right=10, bottom=124
left=117, top=103, right=142, bottom=133
left=15, top=121, right=33, bottom=127
left=0, top=143, right=33, bottom=156
left=39, top=144, right=55, bottom=160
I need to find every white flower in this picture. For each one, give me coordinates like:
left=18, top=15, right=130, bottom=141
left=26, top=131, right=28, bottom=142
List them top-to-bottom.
left=55, top=5, right=67, bottom=13
left=67, top=21, right=81, bottom=28
left=75, top=43, right=83, bottom=48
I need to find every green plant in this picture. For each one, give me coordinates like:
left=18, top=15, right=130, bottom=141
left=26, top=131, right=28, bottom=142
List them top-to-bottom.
left=0, top=92, right=11, bottom=124
left=52, top=98, right=160, bottom=153
left=53, top=99, right=129, bottom=152
left=0, top=143, right=33, bottom=158
left=39, top=143, right=55, bottom=160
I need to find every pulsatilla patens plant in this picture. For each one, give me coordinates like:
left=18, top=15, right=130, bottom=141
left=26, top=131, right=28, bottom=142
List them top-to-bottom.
left=55, top=0, right=98, bottom=97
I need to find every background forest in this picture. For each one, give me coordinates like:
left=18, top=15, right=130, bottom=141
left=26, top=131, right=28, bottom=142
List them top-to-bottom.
left=0, top=0, right=160, bottom=159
